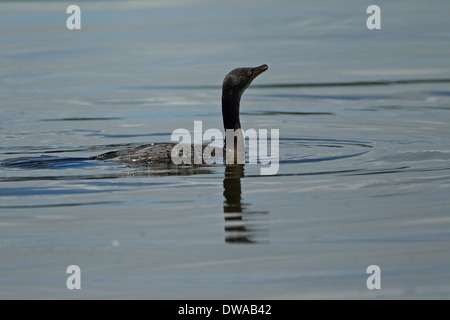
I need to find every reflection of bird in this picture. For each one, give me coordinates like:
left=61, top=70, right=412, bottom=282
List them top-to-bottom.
left=93, top=65, right=268, bottom=165
left=223, top=164, right=269, bottom=244
left=223, top=164, right=248, bottom=243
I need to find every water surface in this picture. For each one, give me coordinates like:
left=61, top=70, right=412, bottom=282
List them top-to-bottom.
left=1, top=0, right=450, bottom=299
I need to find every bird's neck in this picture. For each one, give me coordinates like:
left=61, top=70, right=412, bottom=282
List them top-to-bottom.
left=222, top=93, right=242, bottom=131
left=222, top=93, right=245, bottom=164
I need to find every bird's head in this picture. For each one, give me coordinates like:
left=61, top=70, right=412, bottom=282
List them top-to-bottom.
left=222, top=64, right=268, bottom=99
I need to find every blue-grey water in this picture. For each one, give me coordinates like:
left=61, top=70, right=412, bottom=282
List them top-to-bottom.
left=1, top=0, right=450, bottom=299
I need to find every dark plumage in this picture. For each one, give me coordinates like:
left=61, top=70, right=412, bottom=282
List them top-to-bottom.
left=93, top=65, right=268, bottom=166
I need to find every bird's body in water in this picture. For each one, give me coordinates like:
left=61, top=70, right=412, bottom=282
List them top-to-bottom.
left=92, top=64, right=268, bottom=166
left=1, top=65, right=268, bottom=170
left=93, top=142, right=176, bottom=164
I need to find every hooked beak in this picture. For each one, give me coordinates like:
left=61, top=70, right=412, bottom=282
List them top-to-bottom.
left=251, top=64, right=268, bottom=80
